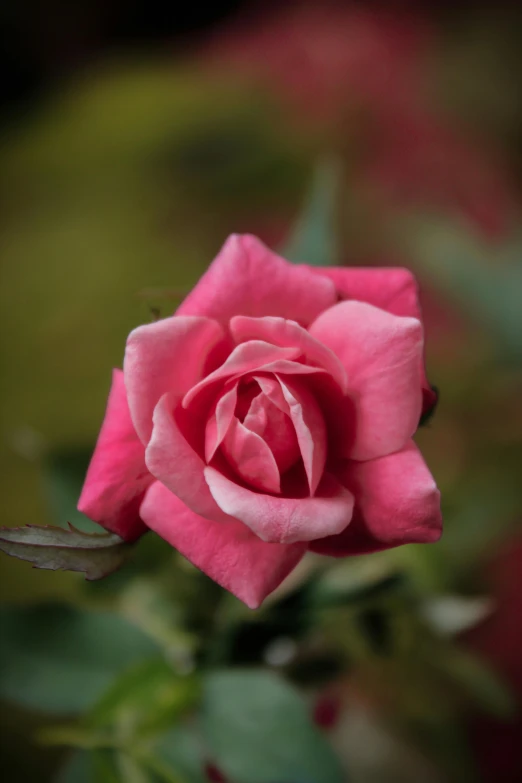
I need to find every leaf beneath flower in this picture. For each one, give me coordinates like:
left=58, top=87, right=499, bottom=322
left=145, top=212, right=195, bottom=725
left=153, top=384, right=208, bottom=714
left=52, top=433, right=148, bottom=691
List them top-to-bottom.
left=283, top=158, right=340, bottom=267
left=0, top=524, right=133, bottom=580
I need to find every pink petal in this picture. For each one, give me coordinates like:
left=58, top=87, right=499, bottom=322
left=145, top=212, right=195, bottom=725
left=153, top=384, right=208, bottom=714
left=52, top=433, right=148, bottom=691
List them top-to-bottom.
left=177, top=234, right=337, bottom=326
left=310, top=265, right=436, bottom=415
left=310, top=300, right=423, bottom=461
left=124, top=315, right=226, bottom=444
left=230, top=315, right=347, bottom=392
left=182, top=340, right=299, bottom=410
left=77, top=370, right=150, bottom=541
left=254, top=374, right=288, bottom=412
left=277, top=376, right=327, bottom=495
left=205, top=383, right=238, bottom=462
left=243, top=391, right=300, bottom=474
left=145, top=392, right=229, bottom=522
left=222, top=417, right=281, bottom=494
left=310, top=441, right=442, bottom=556
left=204, top=467, right=354, bottom=544
left=140, top=481, right=306, bottom=609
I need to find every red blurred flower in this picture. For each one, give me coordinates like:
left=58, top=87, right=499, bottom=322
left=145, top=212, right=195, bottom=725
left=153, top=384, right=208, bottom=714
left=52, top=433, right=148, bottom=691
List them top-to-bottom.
left=199, top=1, right=518, bottom=239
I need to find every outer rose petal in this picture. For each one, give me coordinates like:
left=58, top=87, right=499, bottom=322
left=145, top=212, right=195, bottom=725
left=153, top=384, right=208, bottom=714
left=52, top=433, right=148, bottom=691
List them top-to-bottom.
left=177, top=234, right=337, bottom=326
left=310, top=265, right=437, bottom=415
left=310, top=300, right=423, bottom=461
left=124, top=315, right=226, bottom=444
left=230, top=316, right=347, bottom=392
left=78, top=369, right=150, bottom=540
left=145, top=392, right=229, bottom=523
left=310, top=440, right=442, bottom=556
left=204, top=467, right=354, bottom=544
left=140, top=481, right=306, bottom=609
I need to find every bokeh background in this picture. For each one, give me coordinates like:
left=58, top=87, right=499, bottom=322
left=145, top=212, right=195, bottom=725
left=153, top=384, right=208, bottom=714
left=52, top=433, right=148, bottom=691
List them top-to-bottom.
left=1, top=2, right=522, bottom=781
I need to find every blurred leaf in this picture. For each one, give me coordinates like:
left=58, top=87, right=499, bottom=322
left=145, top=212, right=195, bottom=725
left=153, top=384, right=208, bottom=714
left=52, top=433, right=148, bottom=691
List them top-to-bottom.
left=283, top=160, right=340, bottom=266
left=406, top=218, right=522, bottom=361
left=43, top=448, right=103, bottom=533
left=0, top=524, right=134, bottom=580
left=310, top=556, right=405, bottom=609
left=420, top=595, right=493, bottom=636
left=0, top=603, right=160, bottom=713
left=440, top=648, right=517, bottom=719
left=89, top=658, right=199, bottom=736
left=202, top=669, right=345, bottom=783
left=148, top=726, right=207, bottom=783
left=56, top=749, right=123, bottom=783
left=56, top=751, right=92, bottom=783
left=116, top=753, right=151, bottom=783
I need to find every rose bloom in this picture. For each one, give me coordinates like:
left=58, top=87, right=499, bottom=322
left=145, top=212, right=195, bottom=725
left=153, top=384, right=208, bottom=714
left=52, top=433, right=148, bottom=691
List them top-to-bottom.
left=78, top=235, right=441, bottom=608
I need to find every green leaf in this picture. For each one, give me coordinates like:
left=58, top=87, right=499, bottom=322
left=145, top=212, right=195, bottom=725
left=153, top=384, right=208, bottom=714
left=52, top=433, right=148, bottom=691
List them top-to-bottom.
left=283, top=160, right=340, bottom=266
left=406, top=218, right=522, bottom=361
left=0, top=524, right=134, bottom=580
left=310, top=555, right=405, bottom=609
left=420, top=595, right=493, bottom=636
left=0, top=603, right=160, bottom=713
left=441, top=648, right=517, bottom=720
left=89, top=658, right=200, bottom=736
left=202, top=669, right=345, bottom=783
left=39, top=724, right=115, bottom=749
left=146, top=726, right=207, bottom=783
left=56, top=750, right=123, bottom=783
left=56, top=751, right=93, bottom=783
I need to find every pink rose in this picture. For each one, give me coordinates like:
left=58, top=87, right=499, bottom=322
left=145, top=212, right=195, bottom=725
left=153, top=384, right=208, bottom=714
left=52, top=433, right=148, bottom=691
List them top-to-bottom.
left=78, top=235, right=441, bottom=608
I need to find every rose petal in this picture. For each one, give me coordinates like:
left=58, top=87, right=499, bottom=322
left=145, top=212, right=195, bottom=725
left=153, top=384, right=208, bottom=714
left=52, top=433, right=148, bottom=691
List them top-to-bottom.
left=177, top=233, right=337, bottom=326
left=310, top=265, right=436, bottom=415
left=310, top=300, right=423, bottom=461
left=124, top=315, right=226, bottom=444
left=230, top=315, right=347, bottom=392
left=182, top=340, right=299, bottom=409
left=77, top=369, right=150, bottom=540
left=277, top=376, right=327, bottom=495
left=205, top=383, right=238, bottom=462
left=243, top=391, right=300, bottom=474
left=145, top=392, right=229, bottom=522
left=222, top=417, right=281, bottom=494
left=310, top=440, right=442, bottom=555
left=204, top=467, right=354, bottom=544
left=140, top=481, right=306, bottom=609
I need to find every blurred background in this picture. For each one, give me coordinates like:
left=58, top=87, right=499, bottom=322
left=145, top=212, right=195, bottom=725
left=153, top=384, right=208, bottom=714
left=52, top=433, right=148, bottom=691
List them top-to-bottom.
left=1, top=1, right=522, bottom=781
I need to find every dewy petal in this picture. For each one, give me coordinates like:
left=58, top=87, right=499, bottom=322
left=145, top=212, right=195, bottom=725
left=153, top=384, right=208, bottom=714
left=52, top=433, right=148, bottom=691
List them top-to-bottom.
left=177, top=234, right=337, bottom=326
left=309, top=265, right=436, bottom=416
left=310, top=300, right=423, bottom=461
left=124, top=315, right=226, bottom=444
left=230, top=315, right=347, bottom=393
left=77, top=369, right=150, bottom=540
left=277, top=376, right=327, bottom=496
left=205, top=383, right=238, bottom=462
left=145, top=392, right=229, bottom=523
left=222, top=417, right=281, bottom=494
left=310, top=440, right=442, bottom=556
left=204, top=467, right=354, bottom=544
left=140, top=481, right=306, bottom=609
